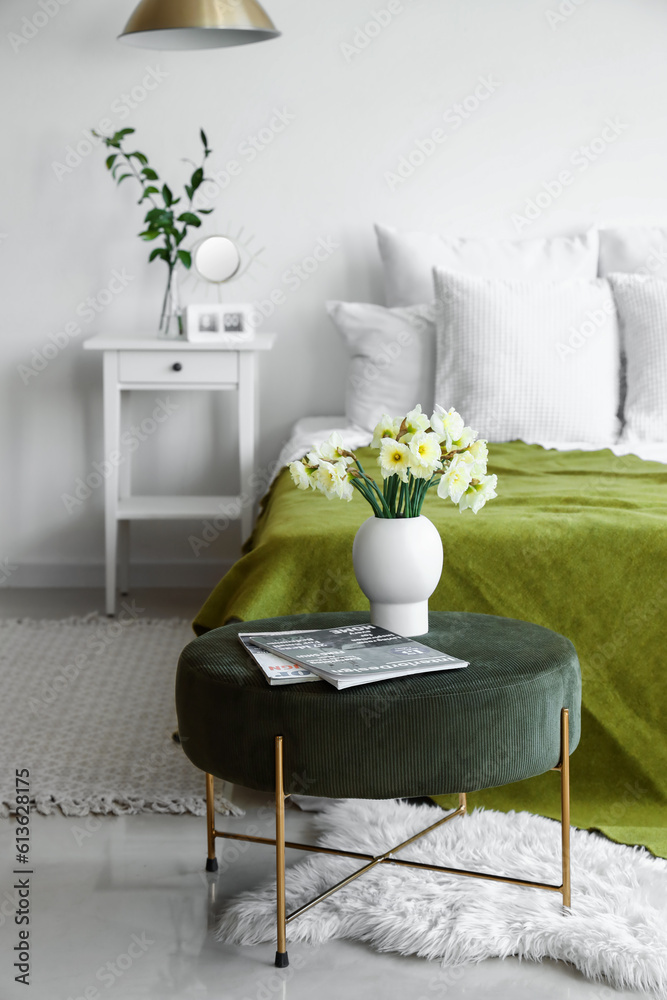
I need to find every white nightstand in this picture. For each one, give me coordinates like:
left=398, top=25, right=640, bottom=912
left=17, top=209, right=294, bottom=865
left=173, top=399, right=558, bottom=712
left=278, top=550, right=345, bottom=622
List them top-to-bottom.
left=84, top=334, right=276, bottom=615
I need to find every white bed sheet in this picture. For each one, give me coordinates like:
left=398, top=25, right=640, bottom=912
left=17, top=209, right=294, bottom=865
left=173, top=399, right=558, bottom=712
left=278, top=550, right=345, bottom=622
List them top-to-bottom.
left=276, top=417, right=667, bottom=472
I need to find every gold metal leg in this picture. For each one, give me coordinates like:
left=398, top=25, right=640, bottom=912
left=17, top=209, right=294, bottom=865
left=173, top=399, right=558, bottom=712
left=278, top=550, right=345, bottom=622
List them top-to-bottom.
left=204, top=707, right=572, bottom=966
left=560, top=709, right=571, bottom=907
left=274, top=736, right=289, bottom=968
left=205, top=773, right=218, bottom=873
left=285, top=789, right=468, bottom=924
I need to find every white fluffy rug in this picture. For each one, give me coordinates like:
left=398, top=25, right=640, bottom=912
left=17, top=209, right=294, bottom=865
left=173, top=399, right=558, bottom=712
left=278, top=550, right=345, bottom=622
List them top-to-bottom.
left=0, top=615, right=241, bottom=817
left=218, top=798, right=667, bottom=997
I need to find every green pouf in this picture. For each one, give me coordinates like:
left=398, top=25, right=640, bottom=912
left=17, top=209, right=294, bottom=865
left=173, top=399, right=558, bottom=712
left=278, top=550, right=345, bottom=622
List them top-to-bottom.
left=176, top=611, right=580, bottom=801
left=434, top=727, right=667, bottom=860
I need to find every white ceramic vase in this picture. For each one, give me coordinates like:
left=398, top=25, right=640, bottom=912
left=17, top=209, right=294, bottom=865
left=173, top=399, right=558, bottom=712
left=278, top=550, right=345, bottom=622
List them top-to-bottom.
left=352, top=514, right=444, bottom=637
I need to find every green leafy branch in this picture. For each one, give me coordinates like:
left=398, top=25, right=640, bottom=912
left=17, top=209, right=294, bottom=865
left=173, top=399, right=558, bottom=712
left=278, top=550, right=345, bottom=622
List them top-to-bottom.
left=92, top=126, right=214, bottom=328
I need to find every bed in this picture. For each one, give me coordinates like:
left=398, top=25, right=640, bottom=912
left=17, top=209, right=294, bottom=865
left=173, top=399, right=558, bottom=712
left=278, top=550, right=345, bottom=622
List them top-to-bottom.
left=193, top=224, right=667, bottom=857
left=193, top=424, right=667, bottom=858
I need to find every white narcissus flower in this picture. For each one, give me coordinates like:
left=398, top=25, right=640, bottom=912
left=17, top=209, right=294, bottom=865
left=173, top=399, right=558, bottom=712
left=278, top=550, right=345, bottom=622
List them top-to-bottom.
left=402, top=404, right=430, bottom=442
left=430, top=404, right=464, bottom=442
left=371, top=414, right=401, bottom=449
left=454, top=426, right=477, bottom=450
left=311, top=431, right=356, bottom=467
left=315, top=431, right=345, bottom=462
left=408, top=431, right=443, bottom=479
left=468, top=438, right=489, bottom=477
left=379, top=439, right=411, bottom=481
left=437, top=452, right=474, bottom=504
left=315, top=460, right=353, bottom=501
left=331, top=460, right=353, bottom=501
left=289, top=461, right=312, bottom=491
left=313, top=461, right=336, bottom=498
left=337, top=468, right=354, bottom=501
left=459, top=473, right=498, bottom=514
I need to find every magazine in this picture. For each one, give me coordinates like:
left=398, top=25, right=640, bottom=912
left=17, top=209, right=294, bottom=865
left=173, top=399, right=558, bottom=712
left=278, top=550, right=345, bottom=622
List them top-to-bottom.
left=241, top=623, right=468, bottom=690
left=238, top=633, right=320, bottom=686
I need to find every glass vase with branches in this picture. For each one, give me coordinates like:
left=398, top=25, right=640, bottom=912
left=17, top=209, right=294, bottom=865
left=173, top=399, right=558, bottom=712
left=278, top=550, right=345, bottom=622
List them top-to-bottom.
left=92, top=126, right=214, bottom=336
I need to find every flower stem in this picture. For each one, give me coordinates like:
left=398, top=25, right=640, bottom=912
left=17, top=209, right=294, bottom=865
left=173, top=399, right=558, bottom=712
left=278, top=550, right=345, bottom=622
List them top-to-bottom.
left=159, top=266, right=174, bottom=332
left=354, top=459, right=392, bottom=517
left=384, top=474, right=399, bottom=517
left=404, top=477, right=412, bottom=518
left=351, top=478, right=382, bottom=517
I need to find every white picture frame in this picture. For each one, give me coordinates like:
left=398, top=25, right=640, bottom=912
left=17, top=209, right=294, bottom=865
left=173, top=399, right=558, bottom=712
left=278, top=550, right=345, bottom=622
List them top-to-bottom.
left=186, top=303, right=254, bottom=343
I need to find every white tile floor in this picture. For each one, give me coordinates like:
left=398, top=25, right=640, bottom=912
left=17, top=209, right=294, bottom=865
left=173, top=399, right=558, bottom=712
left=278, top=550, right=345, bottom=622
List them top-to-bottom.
left=0, top=591, right=644, bottom=999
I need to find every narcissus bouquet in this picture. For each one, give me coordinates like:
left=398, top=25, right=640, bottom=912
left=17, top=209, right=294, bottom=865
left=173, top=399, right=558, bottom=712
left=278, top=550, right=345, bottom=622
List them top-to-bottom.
left=289, top=404, right=498, bottom=518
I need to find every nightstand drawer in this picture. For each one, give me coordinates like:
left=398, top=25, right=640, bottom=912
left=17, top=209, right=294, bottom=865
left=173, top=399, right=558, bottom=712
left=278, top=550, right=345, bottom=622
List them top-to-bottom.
left=118, top=351, right=239, bottom=385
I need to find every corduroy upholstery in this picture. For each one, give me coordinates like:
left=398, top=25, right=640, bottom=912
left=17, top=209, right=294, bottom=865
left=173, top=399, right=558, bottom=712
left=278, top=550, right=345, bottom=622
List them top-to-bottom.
left=175, top=611, right=581, bottom=799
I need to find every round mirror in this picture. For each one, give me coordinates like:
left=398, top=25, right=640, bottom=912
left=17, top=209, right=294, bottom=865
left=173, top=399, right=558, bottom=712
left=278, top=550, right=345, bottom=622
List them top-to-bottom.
left=193, top=235, right=241, bottom=283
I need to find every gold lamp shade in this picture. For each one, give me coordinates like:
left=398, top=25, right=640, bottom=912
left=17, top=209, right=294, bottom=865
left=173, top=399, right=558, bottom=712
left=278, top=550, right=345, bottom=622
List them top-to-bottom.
left=119, top=0, right=280, bottom=50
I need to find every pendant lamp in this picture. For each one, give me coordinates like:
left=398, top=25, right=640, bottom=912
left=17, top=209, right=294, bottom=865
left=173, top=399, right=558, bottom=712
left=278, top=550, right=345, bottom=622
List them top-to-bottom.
left=118, top=0, right=280, bottom=50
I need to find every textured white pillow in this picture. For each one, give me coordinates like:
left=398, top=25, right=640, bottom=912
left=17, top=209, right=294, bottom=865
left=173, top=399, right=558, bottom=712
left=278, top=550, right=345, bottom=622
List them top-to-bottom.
left=376, top=224, right=599, bottom=306
left=599, top=227, right=667, bottom=278
left=433, top=269, right=620, bottom=444
left=607, top=273, right=667, bottom=442
left=326, top=301, right=435, bottom=432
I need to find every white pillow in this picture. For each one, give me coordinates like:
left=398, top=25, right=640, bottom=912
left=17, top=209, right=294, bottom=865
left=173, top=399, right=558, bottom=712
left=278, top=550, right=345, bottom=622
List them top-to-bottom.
left=376, top=224, right=599, bottom=306
left=599, top=227, right=667, bottom=278
left=433, top=269, right=620, bottom=444
left=607, top=273, right=667, bottom=442
left=326, top=301, right=435, bottom=432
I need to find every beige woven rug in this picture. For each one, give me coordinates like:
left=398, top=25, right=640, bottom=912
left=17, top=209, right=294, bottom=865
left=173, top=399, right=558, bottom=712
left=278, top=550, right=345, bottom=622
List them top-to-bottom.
left=0, top=613, right=241, bottom=817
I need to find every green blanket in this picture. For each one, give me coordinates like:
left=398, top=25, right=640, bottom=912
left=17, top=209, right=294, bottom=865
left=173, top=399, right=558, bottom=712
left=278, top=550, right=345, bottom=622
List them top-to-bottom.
left=194, top=442, right=667, bottom=857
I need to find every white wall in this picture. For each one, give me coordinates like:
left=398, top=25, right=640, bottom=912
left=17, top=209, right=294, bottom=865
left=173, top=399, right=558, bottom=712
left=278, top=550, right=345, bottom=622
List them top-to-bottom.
left=2, top=0, right=667, bottom=587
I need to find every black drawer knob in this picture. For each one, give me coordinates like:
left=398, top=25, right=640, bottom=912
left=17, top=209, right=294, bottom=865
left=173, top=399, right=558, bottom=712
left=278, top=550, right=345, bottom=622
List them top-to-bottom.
left=172, top=363, right=182, bottom=372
